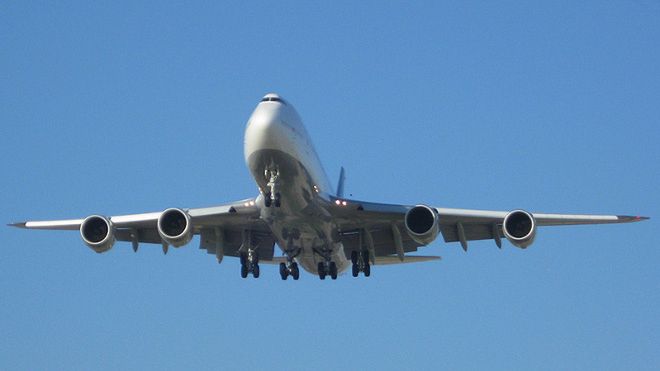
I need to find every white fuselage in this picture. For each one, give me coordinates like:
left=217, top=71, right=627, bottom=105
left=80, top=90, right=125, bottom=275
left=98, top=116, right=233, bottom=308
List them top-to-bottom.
left=244, top=94, right=349, bottom=274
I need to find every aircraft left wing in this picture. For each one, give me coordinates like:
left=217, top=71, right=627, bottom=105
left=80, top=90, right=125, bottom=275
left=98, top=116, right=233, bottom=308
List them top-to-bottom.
left=330, top=197, right=648, bottom=255
left=9, top=198, right=276, bottom=259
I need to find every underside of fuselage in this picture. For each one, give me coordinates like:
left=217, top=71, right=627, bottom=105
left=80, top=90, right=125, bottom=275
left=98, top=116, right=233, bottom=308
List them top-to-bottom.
left=244, top=97, right=349, bottom=276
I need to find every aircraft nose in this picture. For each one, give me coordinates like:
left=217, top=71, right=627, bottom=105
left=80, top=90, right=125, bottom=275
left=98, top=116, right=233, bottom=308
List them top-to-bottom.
left=263, top=92, right=281, bottom=99
left=260, top=93, right=286, bottom=105
left=245, top=96, right=289, bottom=157
left=249, top=97, right=284, bottom=132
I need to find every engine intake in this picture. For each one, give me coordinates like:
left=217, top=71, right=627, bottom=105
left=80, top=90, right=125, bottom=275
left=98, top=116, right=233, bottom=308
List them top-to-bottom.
left=405, top=205, right=439, bottom=245
left=157, top=208, right=193, bottom=247
left=503, top=210, right=537, bottom=249
left=80, top=215, right=115, bottom=253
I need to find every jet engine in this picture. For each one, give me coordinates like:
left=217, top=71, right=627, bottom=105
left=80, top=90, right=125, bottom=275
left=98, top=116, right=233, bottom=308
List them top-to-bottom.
left=404, top=205, right=440, bottom=245
left=157, top=208, right=193, bottom=247
left=503, top=210, right=537, bottom=249
left=80, top=215, right=115, bottom=253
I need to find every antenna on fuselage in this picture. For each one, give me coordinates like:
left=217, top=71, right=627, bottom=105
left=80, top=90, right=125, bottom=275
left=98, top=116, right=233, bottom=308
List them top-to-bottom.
left=336, top=167, right=346, bottom=198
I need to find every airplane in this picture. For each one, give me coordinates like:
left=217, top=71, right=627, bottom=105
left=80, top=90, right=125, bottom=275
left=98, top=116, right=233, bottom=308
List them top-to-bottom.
left=9, top=93, right=649, bottom=280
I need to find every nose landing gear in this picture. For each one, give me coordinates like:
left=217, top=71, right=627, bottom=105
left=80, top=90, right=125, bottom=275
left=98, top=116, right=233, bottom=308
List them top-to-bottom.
left=264, top=168, right=281, bottom=208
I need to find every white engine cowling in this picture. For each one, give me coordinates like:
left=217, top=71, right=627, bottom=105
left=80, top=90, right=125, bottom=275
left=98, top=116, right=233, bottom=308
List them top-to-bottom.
left=404, top=205, right=440, bottom=245
left=157, top=208, right=193, bottom=247
left=503, top=210, right=537, bottom=249
left=80, top=215, right=115, bottom=253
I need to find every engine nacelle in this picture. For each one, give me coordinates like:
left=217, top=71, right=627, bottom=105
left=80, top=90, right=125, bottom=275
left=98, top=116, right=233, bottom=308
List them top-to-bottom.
left=405, top=205, right=440, bottom=245
left=157, top=208, right=193, bottom=247
left=503, top=210, right=537, bottom=249
left=80, top=215, right=115, bottom=253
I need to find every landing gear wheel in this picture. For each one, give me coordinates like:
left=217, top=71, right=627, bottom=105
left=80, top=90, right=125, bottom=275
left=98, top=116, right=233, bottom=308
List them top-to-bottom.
left=274, top=192, right=281, bottom=208
left=264, top=193, right=272, bottom=208
left=351, top=251, right=358, bottom=265
left=361, top=251, right=370, bottom=265
left=239, top=252, right=247, bottom=266
left=279, top=262, right=288, bottom=280
left=291, top=262, right=300, bottom=280
left=318, top=262, right=326, bottom=280
left=329, top=262, right=338, bottom=280
left=364, top=262, right=371, bottom=277
left=252, top=263, right=260, bottom=278
left=352, top=263, right=359, bottom=277
left=240, top=264, right=248, bottom=278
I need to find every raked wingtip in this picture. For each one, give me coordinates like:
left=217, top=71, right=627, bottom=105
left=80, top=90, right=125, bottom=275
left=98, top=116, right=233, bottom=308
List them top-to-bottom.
left=617, top=215, right=650, bottom=223
left=8, top=222, right=27, bottom=228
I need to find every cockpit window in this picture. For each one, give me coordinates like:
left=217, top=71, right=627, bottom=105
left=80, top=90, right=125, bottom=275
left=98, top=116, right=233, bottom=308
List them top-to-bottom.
left=260, top=97, right=286, bottom=105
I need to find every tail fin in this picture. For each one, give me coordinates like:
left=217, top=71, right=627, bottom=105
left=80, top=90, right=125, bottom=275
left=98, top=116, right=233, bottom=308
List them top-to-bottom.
left=336, top=167, right=346, bottom=198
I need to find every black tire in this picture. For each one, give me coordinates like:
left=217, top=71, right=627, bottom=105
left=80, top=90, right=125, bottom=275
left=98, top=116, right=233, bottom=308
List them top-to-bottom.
left=265, top=193, right=272, bottom=207
left=274, top=193, right=281, bottom=208
left=361, top=250, right=369, bottom=265
left=351, top=251, right=358, bottom=265
left=239, top=252, right=247, bottom=266
left=279, top=262, right=288, bottom=280
left=318, top=262, right=326, bottom=280
left=329, top=262, right=337, bottom=280
left=291, top=263, right=300, bottom=280
left=352, top=263, right=359, bottom=277
left=364, top=263, right=371, bottom=277
left=240, top=264, right=248, bottom=278
left=253, top=264, right=260, bottom=278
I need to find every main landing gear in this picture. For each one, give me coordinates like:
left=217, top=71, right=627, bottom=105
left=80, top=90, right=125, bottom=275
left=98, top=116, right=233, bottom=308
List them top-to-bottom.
left=264, top=168, right=281, bottom=208
left=280, top=244, right=301, bottom=280
left=239, top=250, right=260, bottom=278
left=351, top=251, right=371, bottom=277
left=279, top=261, right=300, bottom=280
left=317, top=261, right=338, bottom=280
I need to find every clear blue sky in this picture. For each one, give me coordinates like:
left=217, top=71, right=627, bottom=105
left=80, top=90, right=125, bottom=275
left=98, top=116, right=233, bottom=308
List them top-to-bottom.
left=1, top=2, right=658, bottom=370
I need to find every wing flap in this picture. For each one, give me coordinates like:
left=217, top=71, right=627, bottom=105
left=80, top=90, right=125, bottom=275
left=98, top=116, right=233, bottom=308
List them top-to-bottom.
left=440, top=223, right=501, bottom=243
left=373, top=255, right=441, bottom=265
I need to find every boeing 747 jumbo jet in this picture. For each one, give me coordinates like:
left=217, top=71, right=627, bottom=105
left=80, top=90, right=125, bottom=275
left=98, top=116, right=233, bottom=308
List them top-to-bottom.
left=10, top=93, right=649, bottom=280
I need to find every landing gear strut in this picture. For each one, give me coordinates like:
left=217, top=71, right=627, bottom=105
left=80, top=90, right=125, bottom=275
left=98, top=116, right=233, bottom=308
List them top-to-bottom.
left=264, top=168, right=281, bottom=208
left=239, top=250, right=260, bottom=278
left=351, top=250, right=371, bottom=277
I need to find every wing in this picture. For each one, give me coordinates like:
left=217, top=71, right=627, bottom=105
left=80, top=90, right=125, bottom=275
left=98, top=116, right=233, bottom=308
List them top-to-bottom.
left=331, top=197, right=649, bottom=256
left=9, top=198, right=277, bottom=260
left=434, top=208, right=648, bottom=250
